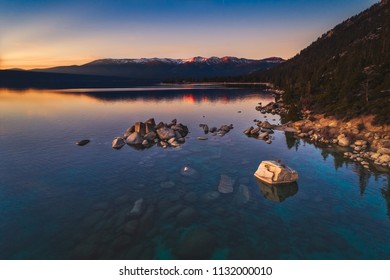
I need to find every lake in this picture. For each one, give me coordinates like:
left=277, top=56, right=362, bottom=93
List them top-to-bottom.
left=0, top=85, right=389, bottom=259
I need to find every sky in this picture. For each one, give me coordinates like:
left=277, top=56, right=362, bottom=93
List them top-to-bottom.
left=0, top=0, right=378, bottom=69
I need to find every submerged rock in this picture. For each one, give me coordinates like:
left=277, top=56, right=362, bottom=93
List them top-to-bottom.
left=76, top=139, right=90, bottom=146
left=180, top=166, right=200, bottom=179
left=218, top=174, right=236, bottom=194
left=160, top=180, right=176, bottom=189
left=235, top=184, right=251, bottom=205
left=202, top=191, right=220, bottom=202
left=183, top=192, right=198, bottom=203
left=129, top=198, right=145, bottom=217
left=176, top=207, right=198, bottom=226
left=123, top=220, right=139, bottom=235
left=174, top=228, right=216, bottom=259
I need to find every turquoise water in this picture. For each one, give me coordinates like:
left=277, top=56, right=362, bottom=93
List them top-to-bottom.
left=0, top=86, right=389, bottom=259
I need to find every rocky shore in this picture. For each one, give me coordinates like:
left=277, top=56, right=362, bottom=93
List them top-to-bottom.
left=251, top=90, right=390, bottom=171
left=291, top=114, right=390, bottom=171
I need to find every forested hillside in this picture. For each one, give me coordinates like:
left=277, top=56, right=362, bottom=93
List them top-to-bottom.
left=244, top=0, right=390, bottom=124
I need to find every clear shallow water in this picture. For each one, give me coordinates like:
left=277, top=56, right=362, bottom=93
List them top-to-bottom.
left=0, top=86, right=389, bottom=260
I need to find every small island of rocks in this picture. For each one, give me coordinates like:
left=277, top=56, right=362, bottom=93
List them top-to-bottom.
left=112, top=118, right=189, bottom=150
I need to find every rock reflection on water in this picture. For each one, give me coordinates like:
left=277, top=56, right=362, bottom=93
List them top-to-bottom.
left=256, top=178, right=299, bottom=202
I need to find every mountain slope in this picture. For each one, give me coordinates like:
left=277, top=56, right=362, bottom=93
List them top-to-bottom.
left=244, top=0, right=390, bottom=124
left=32, top=56, right=284, bottom=81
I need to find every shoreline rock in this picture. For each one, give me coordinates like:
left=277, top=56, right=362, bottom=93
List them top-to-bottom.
left=291, top=114, right=390, bottom=170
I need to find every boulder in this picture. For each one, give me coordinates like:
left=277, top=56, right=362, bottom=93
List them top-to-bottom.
left=145, top=118, right=156, bottom=127
left=170, top=119, right=177, bottom=126
left=155, top=121, right=165, bottom=129
left=261, top=121, right=274, bottom=129
left=135, top=122, right=146, bottom=137
left=145, top=122, right=156, bottom=134
left=171, top=123, right=189, bottom=137
left=202, top=124, right=209, bottom=134
left=124, top=125, right=135, bottom=139
left=219, top=125, right=231, bottom=132
left=243, top=126, right=253, bottom=135
left=157, top=127, right=176, bottom=140
left=209, top=127, right=217, bottom=133
left=250, top=127, right=260, bottom=135
left=261, top=128, right=274, bottom=133
left=144, top=131, right=157, bottom=141
left=174, top=131, right=182, bottom=140
left=258, top=131, right=269, bottom=139
left=126, top=132, right=143, bottom=145
left=337, top=134, right=350, bottom=147
left=112, top=137, right=125, bottom=149
left=76, top=139, right=90, bottom=146
left=169, top=140, right=181, bottom=147
left=354, top=140, right=367, bottom=146
left=377, top=140, right=390, bottom=155
left=159, top=141, right=168, bottom=148
left=378, top=147, right=390, bottom=155
left=378, top=154, right=390, bottom=164
left=218, top=174, right=235, bottom=194
left=129, top=198, right=144, bottom=217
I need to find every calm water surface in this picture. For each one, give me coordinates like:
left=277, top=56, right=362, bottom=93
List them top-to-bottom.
left=0, top=86, right=389, bottom=259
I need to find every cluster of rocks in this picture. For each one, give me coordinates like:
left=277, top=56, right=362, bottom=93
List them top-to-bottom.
left=255, top=99, right=288, bottom=115
left=292, top=114, right=390, bottom=170
left=112, top=118, right=189, bottom=150
left=243, top=120, right=275, bottom=144
left=198, top=123, right=234, bottom=140
left=343, top=140, right=390, bottom=169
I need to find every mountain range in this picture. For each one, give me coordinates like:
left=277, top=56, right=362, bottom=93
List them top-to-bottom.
left=0, top=56, right=283, bottom=88
left=30, top=56, right=284, bottom=81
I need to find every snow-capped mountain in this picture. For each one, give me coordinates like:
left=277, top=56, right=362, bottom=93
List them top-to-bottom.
left=34, top=56, right=284, bottom=81
left=85, top=56, right=284, bottom=66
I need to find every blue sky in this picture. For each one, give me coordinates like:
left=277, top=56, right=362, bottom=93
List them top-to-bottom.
left=0, top=0, right=378, bottom=69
